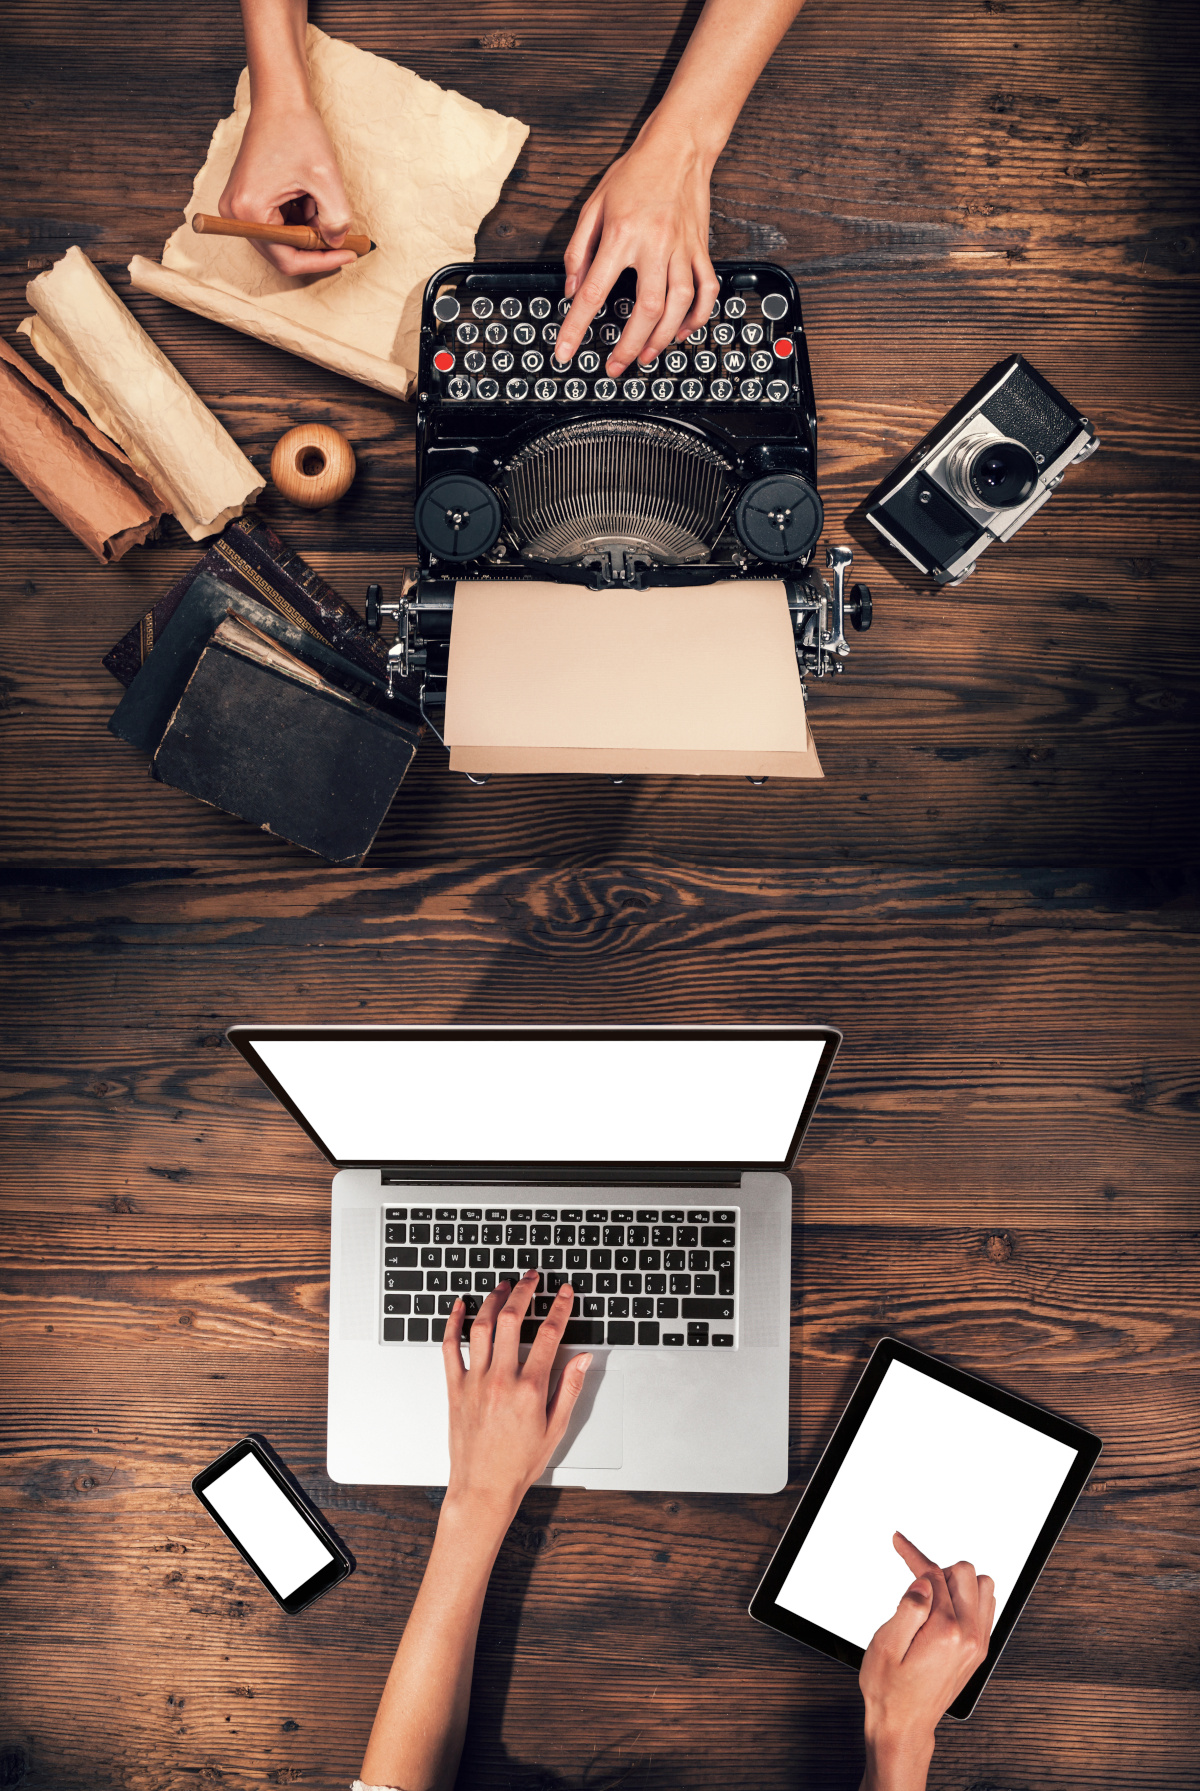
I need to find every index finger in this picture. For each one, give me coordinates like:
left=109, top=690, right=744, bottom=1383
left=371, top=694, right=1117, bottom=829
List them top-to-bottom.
left=557, top=241, right=627, bottom=364
left=521, top=1280, right=577, bottom=1382
left=893, top=1531, right=954, bottom=1616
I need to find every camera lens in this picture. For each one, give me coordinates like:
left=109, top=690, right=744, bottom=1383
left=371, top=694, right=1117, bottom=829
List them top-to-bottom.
left=967, top=440, right=1038, bottom=508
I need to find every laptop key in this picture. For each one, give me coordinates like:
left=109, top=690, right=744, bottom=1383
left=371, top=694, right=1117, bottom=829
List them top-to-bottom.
left=385, top=1208, right=407, bottom=1221
left=411, top=1208, right=433, bottom=1221
left=461, top=1208, right=482, bottom=1221
left=486, top=1208, right=507, bottom=1221
left=510, top=1208, right=532, bottom=1221
left=561, top=1209, right=583, bottom=1222
left=611, top=1210, right=634, bottom=1222
left=661, top=1210, right=684, bottom=1222
left=713, top=1210, right=737, bottom=1224
left=635, top=1211, right=660, bottom=1223
left=687, top=1211, right=711, bottom=1224
left=385, top=1224, right=407, bottom=1243
left=409, top=1224, right=431, bottom=1243
left=434, top=1224, right=454, bottom=1243
left=458, top=1224, right=479, bottom=1244
left=506, top=1224, right=528, bottom=1244
left=482, top=1225, right=502, bottom=1244
left=554, top=1225, right=576, bottom=1245
left=603, top=1226, right=624, bottom=1246
left=627, top=1226, right=649, bottom=1246
left=651, top=1226, right=673, bottom=1246
left=676, top=1226, right=698, bottom=1248
left=701, top=1226, right=736, bottom=1247
left=385, top=1248, right=418, bottom=1268
left=421, top=1248, right=442, bottom=1267
left=469, top=1248, right=490, bottom=1268
left=493, top=1248, right=515, bottom=1269
left=517, top=1248, right=539, bottom=1269
left=541, top=1248, right=564, bottom=1269
left=566, top=1249, right=588, bottom=1269
left=590, top=1249, right=613, bottom=1269
left=616, top=1250, right=636, bottom=1270
left=639, top=1250, right=661, bottom=1271
left=688, top=1250, right=710, bottom=1271
left=664, top=1251, right=685, bottom=1270
left=719, top=1268, right=735, bottom=1295
left=386, top=1270, right=422, bottom=1290
left=427, top=1271, right=448, bottom=1291
left=451, top=1271, right=472, bottom=1291
left=475, top=1271, right=496, bottom=1291
left=570, top=1271, right=593, bottom=1292
left=596, top=1272, right=618, bottom=1293
left=621, top=1274, right=642, bottom=1294
left=646, top=1274, right=667, bottom=1295
left=669, top=1274, right=692, bottom=1295
left=694, top=1274, right=717, bottom=1295
left=414, top=1294, right=435, bottom=1315
left=383, top=1295, right=411, bottom=1315
left=438, top=1295, right=458, bottom=1315
left=535, top=1295, right=554, bottom=1316
left=583, top=1296, right=605, bottom=1318
left=607, top=1297, right=630, bottom=1318
left=632, top=1297, right=654, bottom=1318
left=657, top=1297, right=679, bottom=1318
left=682, top=1298, right=735, bottom=1320
left=408, top=1317, right=430, bottom=1341
left=383, top=1318, right=407, bottom=1341
left=432, top=1319, right=448, bottom=1341
left=607, top=1321, right=635, bottom=1345
left=638, top=1321, right=660, bottom=1345
left=687, top=1323, right=709, bottom=1346
left=662, top=1332, right=684, bottom=1346
left=712, top=1333, right=734, bottom=1347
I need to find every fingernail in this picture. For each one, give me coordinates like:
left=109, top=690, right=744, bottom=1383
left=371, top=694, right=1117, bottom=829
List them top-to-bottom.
left=523, top=1268, right=538, bottom=1280
left=557, top=1281, right=572, bottom=1295
left=577, top=1353, right=594, bottom=1372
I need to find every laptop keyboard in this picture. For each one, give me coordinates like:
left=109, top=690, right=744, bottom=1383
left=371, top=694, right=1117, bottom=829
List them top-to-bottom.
left=381, top=1204, right=737, bottom=1349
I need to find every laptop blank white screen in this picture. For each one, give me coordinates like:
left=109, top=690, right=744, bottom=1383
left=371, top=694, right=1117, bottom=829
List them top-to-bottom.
left=250, top=1035, right=827, bottom=1165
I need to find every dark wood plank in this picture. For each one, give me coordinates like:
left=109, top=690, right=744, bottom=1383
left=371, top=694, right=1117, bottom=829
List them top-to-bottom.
left=1, top=0, right=1198, bottom=1787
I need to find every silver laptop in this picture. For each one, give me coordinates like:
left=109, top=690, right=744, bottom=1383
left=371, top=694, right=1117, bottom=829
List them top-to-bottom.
left=228, top=1024, right=840, bottom=1493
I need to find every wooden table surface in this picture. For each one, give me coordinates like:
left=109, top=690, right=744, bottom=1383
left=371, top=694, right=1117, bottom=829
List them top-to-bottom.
left=2, top=2, right=1197, bottom=1788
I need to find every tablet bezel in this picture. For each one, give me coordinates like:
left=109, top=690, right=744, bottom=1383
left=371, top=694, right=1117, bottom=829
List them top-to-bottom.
left=748, top=1337, right=1101, bottom=1718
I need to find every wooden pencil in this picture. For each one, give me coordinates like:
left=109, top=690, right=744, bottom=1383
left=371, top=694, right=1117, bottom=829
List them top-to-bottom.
left=191, top=214, right=374, bottom=257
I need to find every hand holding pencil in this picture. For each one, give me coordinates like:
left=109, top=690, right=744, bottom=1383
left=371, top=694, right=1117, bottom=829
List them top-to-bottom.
left=216, top=93, right=359, bottom=277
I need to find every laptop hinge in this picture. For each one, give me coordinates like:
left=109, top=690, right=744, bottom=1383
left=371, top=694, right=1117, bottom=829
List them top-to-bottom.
left=378, top=1168, right=742, bottom=1187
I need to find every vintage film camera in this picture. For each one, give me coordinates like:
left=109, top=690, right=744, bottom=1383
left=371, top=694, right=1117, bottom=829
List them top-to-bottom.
left=368, top=261, right=872, bottom=732
left=865, top=355, right=1098, bottom=585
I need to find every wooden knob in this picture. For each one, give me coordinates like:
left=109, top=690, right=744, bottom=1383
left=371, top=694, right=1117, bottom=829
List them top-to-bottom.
left=270, top=424, right=356, bottom=508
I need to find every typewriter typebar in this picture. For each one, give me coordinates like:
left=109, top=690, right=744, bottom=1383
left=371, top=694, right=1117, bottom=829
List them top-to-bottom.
left=371, top=261, right=873, bottom=739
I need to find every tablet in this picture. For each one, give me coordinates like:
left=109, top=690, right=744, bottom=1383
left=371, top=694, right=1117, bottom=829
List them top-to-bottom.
left=749, top=1338, right=1101, bottom=1717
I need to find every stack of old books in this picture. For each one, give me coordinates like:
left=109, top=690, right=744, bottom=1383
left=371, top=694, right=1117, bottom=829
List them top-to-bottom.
left=105, top=516, right=422, bottom=865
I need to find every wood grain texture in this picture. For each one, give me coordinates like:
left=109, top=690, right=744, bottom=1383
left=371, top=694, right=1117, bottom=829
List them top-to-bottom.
left=1, top=0, right=1197, bottom=1788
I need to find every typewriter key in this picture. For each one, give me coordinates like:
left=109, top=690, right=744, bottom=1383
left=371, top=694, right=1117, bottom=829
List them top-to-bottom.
left=761, top=291, right=789, bottom=321
left=433, top=294, right=460, bottom=322
left=471, top=295, right=494, bottom=319
left=724, top=295, right=746, bottom=318
left=500, top=296, right=522, bottom=319
left=529, top=296, right=552, bottom=319
left=556, top=297, right=572, bottom=316
left=615, top=297, right=634, bottom=318
left=710, top=299, right=721, bottom=318
left=456, top=321, right=479, bottom=344
left=484, top=321, right=507, bottom=344
left=742, top=321, right=764, bottom=346
left=513, top=322, right=536, bottom=345
left=712, top=322, right=735, bottom=346
left=542, top=323, right=558, bottom=343
left=600, top=323, right=620, bottom=346
left=687, top=328, right=706, bottom=345
left=773, top=337, right=795, bottom=359
left=432, top=349, right=455, bottom=373
left=464, top=349, right=486, bottom=373
left=665, top=349, right=688, bottom=374
left=724, top=349, right=746, bottom=374
left=751, top=349, right=773, bottom=373
left=492, top=350, right=514, bottom=373
left=522, top=350, right=544, bottom=373
left=694, top=350, right=717, bottom=374
left=578, top=351, right=600, bottom=374
left=550, top=355, right=572, bottom=374
left=637, top=355, right=659, bottom=373
left=446, top=375, right=471, bottom=400
left=506, top=377, right=530, bottom=400
left=564, top=377, right=587, bottom=401
left=594, top=377, right=617, bottom=400
left=622, top=377, right=647, bottom=400
left=680, top=377, right=704, bottom=401
left=739, top=377, right=763, bottom=401
left=477, top=378, right=500, bottom=401
left=534, top=378, right=557, bottom=401
left=651, top=378, right=675, bottom=401
left=710, top=378, right=733, bottom=401
left=766, top=379, right=790, bottom=402
left=734, top=472, right=823, bottom=562
left=414, top=473, right=502, bottom=559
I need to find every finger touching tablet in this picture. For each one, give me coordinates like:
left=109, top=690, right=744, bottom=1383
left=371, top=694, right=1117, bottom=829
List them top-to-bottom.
left=748, top=1339, right=1101, bottom=1718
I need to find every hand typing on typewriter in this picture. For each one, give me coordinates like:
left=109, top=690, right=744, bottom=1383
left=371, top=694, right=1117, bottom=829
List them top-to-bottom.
left=219, top=0, right=356, bottom=276
left=556, top=0, right=808, bottom=374
left=357, top=1273, right=591, bottom=1791
left=857, top=1532, right=997, bottom=1791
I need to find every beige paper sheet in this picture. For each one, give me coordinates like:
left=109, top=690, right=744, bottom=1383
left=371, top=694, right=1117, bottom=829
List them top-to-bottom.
left=129, top=26, right=529, bottom=400
left=20, top=248, right=263, bottom=541
left=0, top=336, right=163, bottom=561
left=444, top=581, right=824, bottom=779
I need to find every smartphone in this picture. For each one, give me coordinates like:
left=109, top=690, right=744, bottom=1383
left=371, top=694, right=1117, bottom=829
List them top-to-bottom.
left=192, top=1435, right=354, bottom=1614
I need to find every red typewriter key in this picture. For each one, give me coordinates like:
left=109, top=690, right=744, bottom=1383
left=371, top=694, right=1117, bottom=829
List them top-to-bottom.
left=773, top=337, right=795, bottom=359
left=433, top=349, right=455, bottom=373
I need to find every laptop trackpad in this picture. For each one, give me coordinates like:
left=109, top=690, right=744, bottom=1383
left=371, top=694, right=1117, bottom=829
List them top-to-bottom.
left=548, top=1369, right=624, bottom=1470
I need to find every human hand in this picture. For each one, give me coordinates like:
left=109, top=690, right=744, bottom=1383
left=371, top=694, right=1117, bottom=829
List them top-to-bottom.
left=217, top=100, right=356, bottom=277
left=555, top=121, right=721, bottom=377
left=441, top=1272, right=592, bottom=1525
left=858, top=1532, right=996, bottom=1791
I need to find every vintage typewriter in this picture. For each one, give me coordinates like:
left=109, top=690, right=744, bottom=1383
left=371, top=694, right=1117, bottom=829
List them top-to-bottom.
left=367, top=260, right=872, bottom=754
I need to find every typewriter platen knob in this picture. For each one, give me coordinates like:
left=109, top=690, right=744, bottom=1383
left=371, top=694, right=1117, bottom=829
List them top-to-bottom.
left=414, top=474, right=502, bottom=562
left=734, top=474, right=823, bottom=563
left=847, top=582, right=873, bottom=631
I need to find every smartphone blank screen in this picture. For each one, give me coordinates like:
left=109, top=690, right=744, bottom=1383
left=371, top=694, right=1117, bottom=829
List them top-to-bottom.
left=775, top=1359, right=1080, bottom=1648
left=203, top=1452, right=335, bottom=1598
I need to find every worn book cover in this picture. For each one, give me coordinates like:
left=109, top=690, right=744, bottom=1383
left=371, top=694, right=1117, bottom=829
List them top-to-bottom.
left=102, top=512, right=398, bottom=688
left=109, top=570, right=421, bottom=756
left=150, top=614, right=417, bottom=865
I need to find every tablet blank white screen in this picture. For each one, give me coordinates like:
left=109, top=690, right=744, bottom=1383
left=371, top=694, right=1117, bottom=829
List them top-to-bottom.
left=776, top=1360, right=1079, bottom=1649
left=204, top=1453, right=334, bottom=1598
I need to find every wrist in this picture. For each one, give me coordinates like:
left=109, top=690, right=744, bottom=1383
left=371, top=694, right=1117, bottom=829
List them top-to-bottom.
left=634, top=103, right=724, bottom=175
left=438, top=1485, right=520, bottom=1550
left=862, top=1722, right=935, bottom=1791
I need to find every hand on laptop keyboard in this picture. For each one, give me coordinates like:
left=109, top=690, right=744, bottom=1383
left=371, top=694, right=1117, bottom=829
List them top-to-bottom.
left=442, top=1271, right=594, bottom=1519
